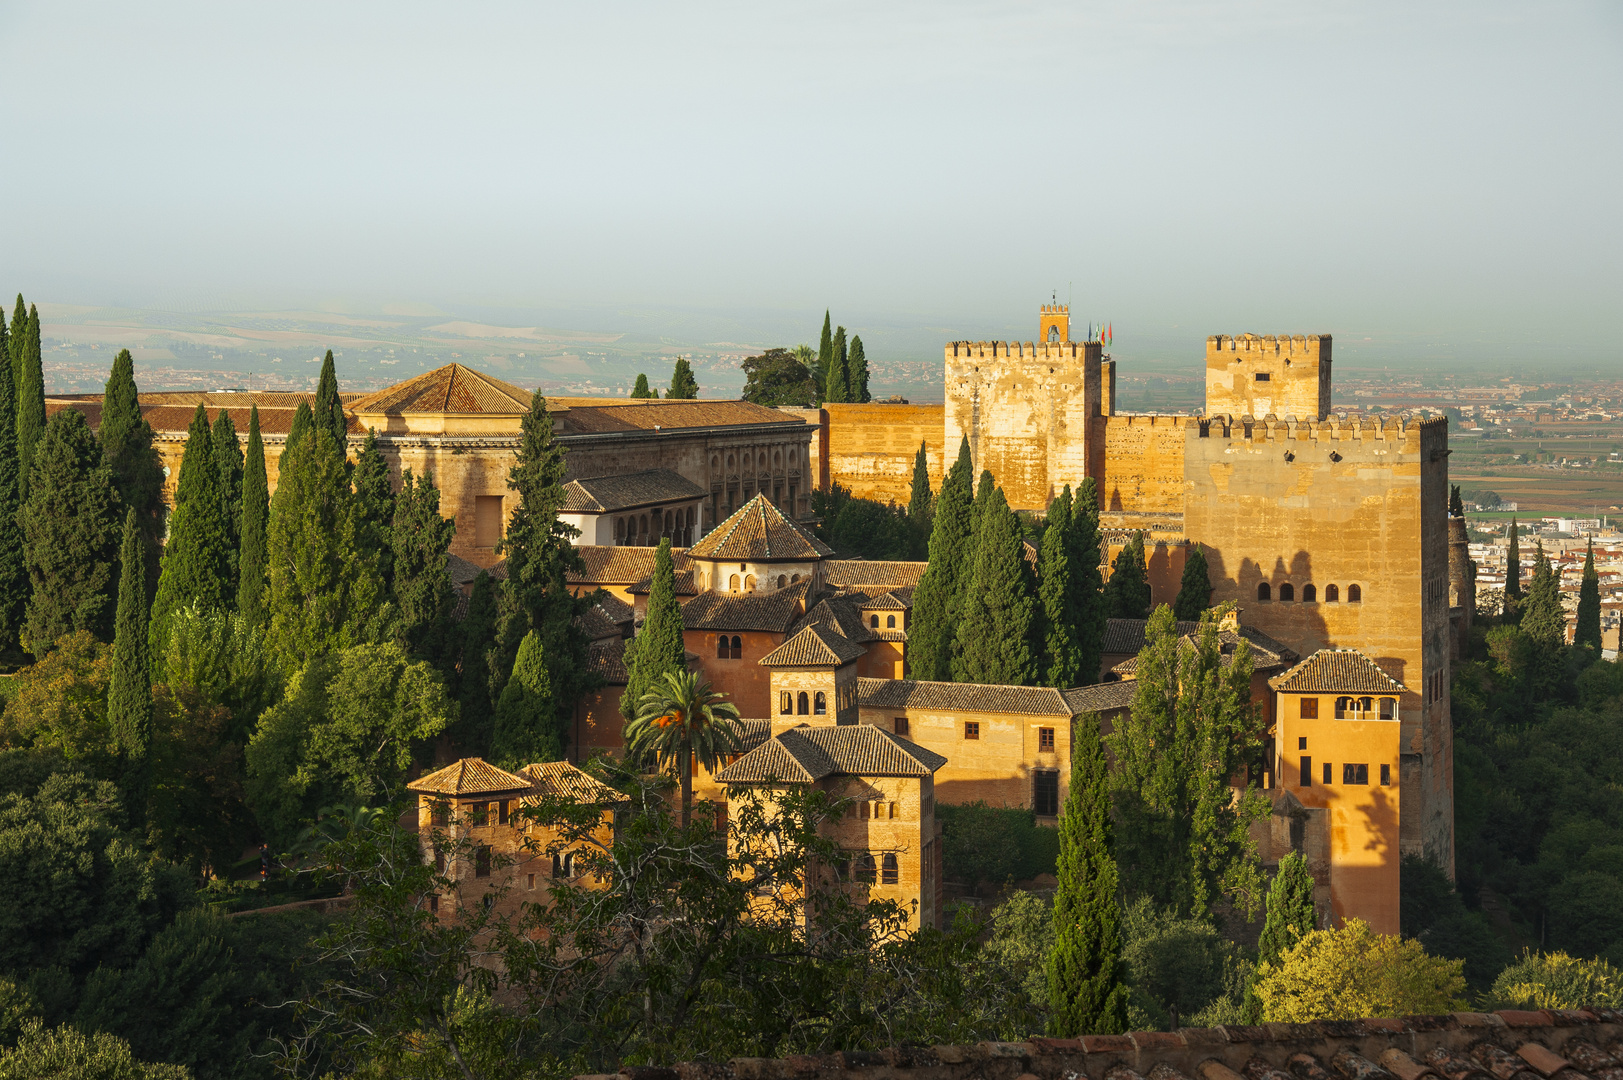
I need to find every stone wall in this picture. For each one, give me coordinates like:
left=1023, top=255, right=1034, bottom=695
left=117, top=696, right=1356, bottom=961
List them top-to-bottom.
left=1205, top=333, right=1333, bottom=422
left=822, top=403, right=947, bottom=506
left=1094, top=415, right=1187, bottom=516
left=857, top=706, right=1073, bottom=816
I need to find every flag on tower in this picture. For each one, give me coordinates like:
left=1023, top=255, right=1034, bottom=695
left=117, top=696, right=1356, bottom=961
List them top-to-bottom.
left=1107, top=323, right=1113, bottom=346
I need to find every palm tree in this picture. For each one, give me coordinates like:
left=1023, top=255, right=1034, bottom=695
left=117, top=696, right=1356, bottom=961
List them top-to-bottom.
left=625, top=669, right=743, bottom=827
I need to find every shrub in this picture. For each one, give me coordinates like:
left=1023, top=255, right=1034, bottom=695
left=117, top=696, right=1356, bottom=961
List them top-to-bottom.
left=1254, top=918, right=1465, bottom=1021
left=1489, top=951, right=1623, bottom=1010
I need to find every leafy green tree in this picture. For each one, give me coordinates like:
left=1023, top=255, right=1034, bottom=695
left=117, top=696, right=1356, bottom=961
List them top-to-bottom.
left=14, top=303, right=44, bottom=502
left=0, top=310, right=25, bottom=651
left=816, top=310, right=834, bottom=398
left=848, top=334, right=870, bottom=402
left=739, top=348, right=816, bottom=407
left=99, top=349, right=164, bottom=599
left=314, top=349, right=347, bottom=451
left=667, top=356, right=699, bottom=400
left=629, top=373, right=656, bottom=399
left=149, top=405, right=231, bottom=671
left=236, top=406, right=268, bottom=628
left=210, top=409, right=243, bottom=591
left=19, top=410, right=123, bottom=654
left=350, top=429, right=395, bottom=593
left=908, top=437, right=973, bottom=682
left=908, top=441, right=931, bottom=522
left=392, top=469, right=456, bottom=669
left=1071, top=479, right=1106, bottom=685
left=953, top=485, right=1039, bottom=685
left=824, top=496, right=918, bottom=561
left=1039, top=506, right=1083, bottom=688
left=107, top=510, right=153, bottom=810
left=1504, top=516, right=1522, bottom=618
left=1104, top=532, right=1152, bottom=620
left=621, top=539, right=685, bottom=725
left=1576, top=540, right=1602, bottom=651
left=1521, top=542, right=1565, bottom=649
left=1173, top=545, right=1213, bottom=621
left=454, top=570, right=501, bottom=755
left=1107, top=605, right=1269, bottom=918
left=161, top=606, right=280, bottom=744
left=492, top=630, right=559, bottom=768
left=0, top=631, right=115, bottom=762
left=244, top=643, right=454, bottom=847
left=625, top=669, right=741, bottom=826
left=144, top=681, right=250, bottom=878
left=1046, top=713, right=1128, bottom=1035
left=1257, top=851, right=1316, bottom=969
left=1399, top=854, right=1511, bottom=992
left=983, top=889, right=1053, bottom=1005
left=1119, top=897, right=1251, bottom=1030
left=1254, top=919, right=1465, bottom=1021
left=1489, top=950, right=1623, bottom=1010
left=0, top=1019, right=191, bottom=1079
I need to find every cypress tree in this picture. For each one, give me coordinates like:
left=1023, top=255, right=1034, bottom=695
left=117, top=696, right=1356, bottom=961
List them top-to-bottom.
left=8, top=295, right=24, bottom=395
left=15, top=304, right=43, bottom=502
left=0, top=311, right=23, bottom=652
left=816, top=311, right=833, bottom=398
left=824, top=331, right=849, bottom=404
left=848, top=335, right=870, bottom=403
left=99, top=348, right=164, bottom=601
left=314, top=349, right=347, bottom=452
left=667, top=357, right=699, bottom=400
left=630, top=373, right=656, bottom=399
left=284, top=399, right=312, bottom=460
left=149, top=404, right=232, bottom=669
left=238, top=406, right=269, bottom=627
left=19, top=409, right=122, bottom=653
left=212, top=409, right=243, bottom=594
left=351, top=429, right=396, bottom=592
left=908, top=437, right=974, bottom=682
left=908, top=441, right=932, bottom=520
left=393, top=468, right=456, bottom=668
left=1071, top=479, right=1106, bottom=686
left=1449, top=484, right=1464, bottom=517
left=953, top=485, right=1040, bottom=685
left=1040, top=502, right=1083, bottom=688
left=107, top=508, right=153, bottom=813
left=1504, top=517, right=1522, bottom=618
left=1104, top=532, right=1152, bottom=620
left=621, top=538, right=685, bottom=723
left=1576, top=539, right=1602, bottom=651
left=1521, top=542, right=1564, bottom=649
left=1173, top=545, right=1213, bottom=621
left=456, top=570, right=502, bottom=754
left=492, top=630, right=560, bottom=767
left=1046, top=713, right=1128, bottom=1036
left=1256, top=850, right=1316, bottom=969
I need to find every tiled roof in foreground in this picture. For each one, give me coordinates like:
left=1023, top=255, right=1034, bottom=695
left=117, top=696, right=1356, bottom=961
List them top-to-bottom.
left=1271, top=648, right=1408, bottom=695
left=407, top=758, right=534, bottom=796
left=519, top=761, right=627, bottom=805
left=574, top=1008, right=1623, bottom=1080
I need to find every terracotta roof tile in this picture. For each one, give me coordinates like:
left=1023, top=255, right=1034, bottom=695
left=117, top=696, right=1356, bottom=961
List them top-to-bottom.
left=348, top=363, right=534, bottom=414
left=555, top=400, right=802, bottom=435
left=561, top=469, right=708, bottom=513
left=687, top=494, right=832, bottom=561
left=567, top=546, right=691, bottom=585
left=446, top=552, right=485, bottom=586
left=822, top=560, right=928, bottom=589
left=626, top=570, right=699, bottom=597
left=681, top=579, right=811, bottom=633
left=593, top=591, right=634, bottom=625
left=858, top=591, right=909, bottom=611
left=793, top=595, right=877, bottom=643
left=577, top=602, right=627, bottom=642
left=1102, top=617, right=1202, bottom=655
left=758, top=624, right=868, bottom=667
left=1112, top=629, right=1295, bottom=676
left=587, top=637, right=629, bottom=684
left=1269, top=649, right=1408, bottom=694
left=857, top=677, right=1074, bottom=716
left=1062, top=681, right=1138, bottom=714
left=715, top=724, right=946, bottom=783
left=408, top=757, right=536, bottom=796
left=519, top=761, right=628, bottom=804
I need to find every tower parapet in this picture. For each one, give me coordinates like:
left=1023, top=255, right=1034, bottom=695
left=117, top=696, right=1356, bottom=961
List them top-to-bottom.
left=1205, top=333, right=1332, bottom=422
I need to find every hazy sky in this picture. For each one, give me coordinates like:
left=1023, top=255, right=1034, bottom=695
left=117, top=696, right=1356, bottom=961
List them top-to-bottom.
left=3, top=1, right=1620, bottom=366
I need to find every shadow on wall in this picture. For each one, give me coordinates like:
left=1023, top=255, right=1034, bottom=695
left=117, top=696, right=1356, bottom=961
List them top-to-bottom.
left=1206, top=547, right=1333, bottom=657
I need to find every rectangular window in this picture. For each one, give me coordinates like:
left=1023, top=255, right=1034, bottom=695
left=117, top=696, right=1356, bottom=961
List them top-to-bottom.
left=1255, top=372, right=1271, bottom=381
left=475, top=495, right=504, bottom=547
left=1299, top=698, right=1318, bottom=719
left=894, top=717, right=909, bottom=737
left=964, top=721, right=980, bottom=740
left=1038, top=727, right=1056, bottom=752
left=1298, top=736, right=1308, bottom=750
left=1299, top=756, right=1312, bottom=786
left=1323, top=762, right=1333, bottom=785
left=1343, top=763, right=1370, bottom=785
left=1380, top=764, right=1392, bottom=786
left=1034, top=770, right=1060, bottom=816
left=498, top=800, right=510, bottom=826
left=860, top=801, right=871, bottom=820
left=431, top=802, right=449, bottom=827
left=485, top=802, right=498, bottom=825
left=475, top=846, right=491, bottom=878
left=434, top=851, right=445, bottom=874
left=882, top=855, right=899, bottom=885
left=526, top=873, right=536, bottom=891
left=429, top=894, right=439, bottom=913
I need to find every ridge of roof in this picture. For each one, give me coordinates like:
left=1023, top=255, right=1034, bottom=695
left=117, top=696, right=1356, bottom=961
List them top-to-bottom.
left=347, top=363, right=535, bottom=415
left=561, top=469, right=709, bottom=513
left=687, top=494, right=833, bottom=561
left=681, top=579, right=812, bottom=633
left=758, top=623, right=868, bottom=668
left=1269, top=648, right=1409, bottom=695
left=856, top=677, right=1073, bottom=716
left=1062, top=680, right=1139, bottom=714
left=716, top=723, right=947, bottom=783
left=407, top=757, right=536, bottom=796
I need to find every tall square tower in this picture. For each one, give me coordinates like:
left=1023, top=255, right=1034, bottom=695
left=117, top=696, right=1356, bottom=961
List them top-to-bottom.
left=1206, top=334, right=1332, bottom=420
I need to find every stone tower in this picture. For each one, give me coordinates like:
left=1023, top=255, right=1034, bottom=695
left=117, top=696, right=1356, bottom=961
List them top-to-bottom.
left=1039, top=304, right=1070, bottom=345
left=1205, top=334, right=1333, bottom=421
left=1448, top=512, right=1476, bottom=659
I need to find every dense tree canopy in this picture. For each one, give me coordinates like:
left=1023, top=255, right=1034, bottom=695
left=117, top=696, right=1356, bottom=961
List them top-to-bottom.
left=740, top=348, right=816, bottom=407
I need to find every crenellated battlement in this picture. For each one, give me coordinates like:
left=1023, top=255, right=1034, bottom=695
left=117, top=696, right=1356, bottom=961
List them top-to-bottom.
left=1040, top=304, right=1068, bottom=315
left=1207, top=332, right=1330, bottom=355
left=946, top=340, right=1097, bottom=360
left=1190, top=412, right=1446, bottom=449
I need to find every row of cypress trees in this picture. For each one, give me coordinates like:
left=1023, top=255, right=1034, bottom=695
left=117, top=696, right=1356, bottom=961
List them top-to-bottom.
left=817, top=310, right=870, bottom=404
left=628, top=357, right=700, bottom=400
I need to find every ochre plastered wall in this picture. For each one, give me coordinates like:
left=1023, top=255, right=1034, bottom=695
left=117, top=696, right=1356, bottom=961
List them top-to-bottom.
left=1205, top=334, right=1332, bottom=422
left=821, top=403, right=946, bottom=505
left=1094, top=415, right=1186, bottom=516
left=686, top=628, right=785, bottom=721
left=860, top=705, right=1073, bottom=816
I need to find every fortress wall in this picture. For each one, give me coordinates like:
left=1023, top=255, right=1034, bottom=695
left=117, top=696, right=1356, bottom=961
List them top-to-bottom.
left=1205, top=333, right=1332, bottom=421
left=823, top=403, right=945, bottom=505
left=1093, top=414, right=1187, bottom=516
left=1182, top=414, right=1453, bottom=871
left=1101, top=535, right=1189, bottom=610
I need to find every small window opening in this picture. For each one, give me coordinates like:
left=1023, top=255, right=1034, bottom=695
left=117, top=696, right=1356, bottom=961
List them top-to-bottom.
left=1255, top=372, right=1271, bottom=381
left=1258, top=582, right=1271, bottom=601
left=1279, top=583, right=1294, bottom=601
left=1303, top=584, right=1317, bottom=602
left=1326, top=584, right=1340, bottom=602
left=1348, top=584, right=1362, bottom=603
left=870, top=615, right=879, bottom=628
left=886, top=615, right=896, bottom=628
left=730, top=635, right=741, bottom=656
left=780, top=691, right=792, bottom=715
left=798, top=692, right=809, bottom=714
left=813, top=692, right=826, bottom=715
left=1379, top=697, right=1396, bottom=720
left=1300, top=698, right=1318, bottom=719
left=894, top=716, right=909, bottom=737
left=964, top=721, right=980, bottom=740
left=1038, top=727, right=1056, bottom=752
left=1297, top=736, right=1308, bottom=750
left=1299, top=756, right=1312, bottom=786
left=1322, top=762, right=1333, bottom=785
left=1343, top=763, right=1370, bottom=785
left=1380, top=764, right=1392, bottom=786
left=475, top=846, right=491, bottom=878
left=881, top=854, right=899, bottom=885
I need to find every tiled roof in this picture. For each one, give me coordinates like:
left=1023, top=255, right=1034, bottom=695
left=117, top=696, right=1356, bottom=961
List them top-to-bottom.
left=347, top=364, right=534, bottom=414
left=555, top=400, right=802, bottom=435
left=561, top=469, right=708, bottom=513
left=687, top=495, right=832, bottom=561
left=567, top=545, right=691, bottom=585
left=446, top=552, right=485, bottom=587
left=822, top=560, right=928, bottom=589
left=626, top=570, right=699, bottom=597
left=681, top=579, right=811, bottom=633
left=593, top=591, right=634, bottom=626
left=858, top=591, right=909, bottom=611
left=793, top=595, right=877, bottom=644
left=577, top=602, right=627, bottom=642
left=1102, top=617, right=1202, bottom=655
left=758, top=624, right=868, bottom=668
left=1110, top=628, right=1298, bottom=677
left=586, top=637, right=628, bottom=684
left=1270, top=648, right=1408, bottom=694
left=857, top=678, right=1074, bottom=716
left=1062, top=681, right=1138, bottom=714
left=715, top=723, right=947, bottom=783
left=408, top=757, right=535, bottom=796
left=519, top=761, right=628, bottom=805
left=636, top=1009, right=1623, bottom=1080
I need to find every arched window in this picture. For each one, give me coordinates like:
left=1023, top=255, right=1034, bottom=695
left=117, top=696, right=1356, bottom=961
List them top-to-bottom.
left=663, top=510, right=673, bottom=534
left=639, top=514, right=649, bottom=538
left=614, top=517, right=625, bottom=543
left=790, top=573, right=800, bottom=583
left=728, top=574, right=740, bottom=591
left=744, top=575, right=757, bottom=591
left=777, top=575, right=786, bottom=588
left=1257, top=582, right=1271, bottom=601
left=1279, top=583, right=1294, bottom=602
left=1303, top=584, right=1317, bottom=602
left=1326, top=584, right=1339, bottom=602
left=1348, top=584, right=1362, bottom=603
left=870, top=615, right=879, bottom=628
left=886, top=615, right=896, bottom=628
left=730, top=635, right=741, bottom=656
left=718, top=637, right=731, bottom=659
left=780, top=691, right=792, bottom=714
left=797, top=692, right=809, bottom=715
left=814, top=692, right=827, bottom=715
left=1335, top=696, right=1352, bottom=719
left=1358, top=696, right=1373, bottom=714
left=1379, top=697, right=1396, bottom=720
left=562, top=852, right=574, bottom=878
left=881, top=853, right=899, bottom=884
left=854, top=854, right=877, bottom=884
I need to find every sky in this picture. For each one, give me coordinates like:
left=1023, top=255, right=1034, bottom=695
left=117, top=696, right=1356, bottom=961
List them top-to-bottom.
left=2, top=0, right=1621, bottom=371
